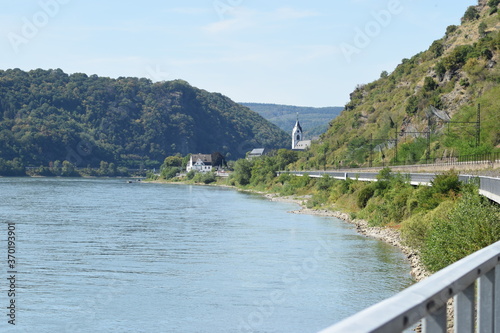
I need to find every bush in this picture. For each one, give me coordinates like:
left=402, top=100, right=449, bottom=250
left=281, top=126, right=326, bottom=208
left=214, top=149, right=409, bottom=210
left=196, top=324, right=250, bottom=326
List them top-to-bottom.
left=488, top=0, right=500, bottom=8
left=462, top=6, right=479, bottom=23
left=479, top=22, right=488, bottom=37
left=445, top=25, right=458, bottom=37
left=429, top=40, right=444, bottom=58
left=435, top=61, right=446, bottom=81
left=423, top=77, right=438, bottom=92
left=405, top=95, right=419, bottom=115
left=161, top=167, right=180, bottom=180
left=186, top=170, right=196, bottom=180
left=431, top=170, right=461, bottom=195
left=193, top=172, right=216, bottom=184
left=356, top=184, right=375, bottom=208
left=422, top=192, right=500, bottom=272
left=401, top=200, right=455, bottom=249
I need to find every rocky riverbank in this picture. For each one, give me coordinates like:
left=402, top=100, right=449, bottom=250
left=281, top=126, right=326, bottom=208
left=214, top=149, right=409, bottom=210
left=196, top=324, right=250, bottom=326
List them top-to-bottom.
left=263, top=193, right=430, bottom=282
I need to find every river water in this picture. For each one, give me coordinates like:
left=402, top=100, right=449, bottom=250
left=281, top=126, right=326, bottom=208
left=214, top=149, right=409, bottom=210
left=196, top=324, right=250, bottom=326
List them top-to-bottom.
left=0, top=178, right=412, bottom=332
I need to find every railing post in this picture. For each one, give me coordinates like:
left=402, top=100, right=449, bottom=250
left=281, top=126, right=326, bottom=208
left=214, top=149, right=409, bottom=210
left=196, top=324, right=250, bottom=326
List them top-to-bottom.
left=495, top=264, right=500, bottom=333
left=478, top=269, right=495, bottom=333
left=454, top=283, right=475, bottom=333
left=422, top=306, right=447, bottom=333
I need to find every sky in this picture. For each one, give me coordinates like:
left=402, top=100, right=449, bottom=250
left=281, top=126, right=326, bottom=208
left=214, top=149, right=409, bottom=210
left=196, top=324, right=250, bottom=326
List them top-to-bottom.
left=1, top=0, right=476, bottom=107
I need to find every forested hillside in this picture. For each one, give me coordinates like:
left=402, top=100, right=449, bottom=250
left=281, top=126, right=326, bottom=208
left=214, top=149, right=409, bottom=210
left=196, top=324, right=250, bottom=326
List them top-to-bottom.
left=296, top=0, right=500, bottom=170
left=0, top=69, right=289, bottom=174
left=241, top=103, right=342, bottom=138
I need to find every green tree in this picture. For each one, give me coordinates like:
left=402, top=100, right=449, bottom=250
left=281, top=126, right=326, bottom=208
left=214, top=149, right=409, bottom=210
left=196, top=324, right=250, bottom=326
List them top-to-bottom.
left=488, top=0, right=500, bottom=8
left=462, top=6, right=479, bottom=23
left=479, top=22, right=488, bottom=37
left=423, top=77, right=438, bottom=92
left=405, top=95, right=419, bottom=115
left=232, top=159, right=253, bottom=185
left=61, top=161, right=76, bottom=177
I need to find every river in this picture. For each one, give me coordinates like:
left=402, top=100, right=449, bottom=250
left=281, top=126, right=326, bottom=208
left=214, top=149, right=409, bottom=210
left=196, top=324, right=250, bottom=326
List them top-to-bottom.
left=0, top=178, right=412, bottom=332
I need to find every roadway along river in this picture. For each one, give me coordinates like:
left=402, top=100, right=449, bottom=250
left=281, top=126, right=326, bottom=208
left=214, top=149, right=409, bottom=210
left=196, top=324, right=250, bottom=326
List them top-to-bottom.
left=0, top=178, right=412, bottom=332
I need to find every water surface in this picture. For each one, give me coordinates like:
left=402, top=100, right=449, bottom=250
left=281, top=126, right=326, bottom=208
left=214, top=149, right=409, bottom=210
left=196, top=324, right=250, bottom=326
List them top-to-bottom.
left=0, top=178, right=412, bottom=332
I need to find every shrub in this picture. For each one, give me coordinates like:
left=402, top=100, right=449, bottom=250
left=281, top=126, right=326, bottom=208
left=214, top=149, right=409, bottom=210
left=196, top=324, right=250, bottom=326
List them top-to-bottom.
left=488, top=0, right=500, bottom=7
left=462, top=6, right=479, bottom=23
left=479, top=22, right=488, bottom=37
left=445, top=25, right=458, bottom=37
left=429, top=40, right=444, bottom=58
left=435, top=62, right=446, bottom=81
left=423, top=77, right=438, bottom=92
left=405, top=95, right=419, bottom=115
left=161, top=167, right=180, bottom=180
left=186, top=170, right=196, bottom=180
left=431, top=170, right=461, bottom=195
left=193, top=172, right=216, bottom=184
left=356, top=184, right=375, bottom=208
left=422, top=192, right=500, bottom=272
left=401, top=200, right=455, bottom=249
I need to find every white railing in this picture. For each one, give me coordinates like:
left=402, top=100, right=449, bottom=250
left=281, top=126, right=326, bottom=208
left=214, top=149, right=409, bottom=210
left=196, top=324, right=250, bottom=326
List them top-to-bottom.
left=278, top=171, right=500, bottom=205
left=318, top=240, right=500, bottom=333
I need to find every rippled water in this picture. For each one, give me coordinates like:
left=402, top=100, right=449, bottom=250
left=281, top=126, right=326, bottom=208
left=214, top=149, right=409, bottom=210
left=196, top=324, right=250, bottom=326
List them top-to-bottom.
left=0, top=178, right=412, bottom=332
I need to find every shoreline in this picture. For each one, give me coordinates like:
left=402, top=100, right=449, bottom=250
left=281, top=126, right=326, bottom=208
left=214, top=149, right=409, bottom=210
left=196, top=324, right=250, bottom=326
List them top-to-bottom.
left=149, top=179, right=430, bottom=282
left=263, top=193, right=430, bottom=282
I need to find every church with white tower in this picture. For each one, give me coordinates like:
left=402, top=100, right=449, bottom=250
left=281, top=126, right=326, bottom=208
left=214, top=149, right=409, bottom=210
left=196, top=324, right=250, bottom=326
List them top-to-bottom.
left=292, top=114, right=311, bottom=150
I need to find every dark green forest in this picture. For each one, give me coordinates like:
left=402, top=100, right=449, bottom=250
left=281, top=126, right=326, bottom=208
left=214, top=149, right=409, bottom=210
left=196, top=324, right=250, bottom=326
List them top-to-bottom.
left=0, top=68, right=289, bottom=175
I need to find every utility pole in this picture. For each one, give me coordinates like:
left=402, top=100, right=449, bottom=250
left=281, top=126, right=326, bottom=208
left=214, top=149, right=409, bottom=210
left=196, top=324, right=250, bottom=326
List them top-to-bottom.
left=476, top=103, right=481, bottom=148
left=427, top=113, right=431, bottom=164
left=395, top=122, right=398, bottom=165
left=369, top=134, right=373, bottom=168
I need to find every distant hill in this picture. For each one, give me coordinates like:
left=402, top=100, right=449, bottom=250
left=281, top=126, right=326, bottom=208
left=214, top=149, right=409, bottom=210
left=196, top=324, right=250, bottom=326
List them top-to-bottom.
left=299, top=0, right=500, bottom=169
left=0, top=69, right=289, bottom=172
left=240, top=103, right=343, bottom=138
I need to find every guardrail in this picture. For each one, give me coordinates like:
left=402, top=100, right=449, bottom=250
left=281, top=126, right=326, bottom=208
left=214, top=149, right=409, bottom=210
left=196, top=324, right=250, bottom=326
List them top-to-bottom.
left=278, top=171, right=500, bottom=205
left=318, top=240, right=500, bottom=333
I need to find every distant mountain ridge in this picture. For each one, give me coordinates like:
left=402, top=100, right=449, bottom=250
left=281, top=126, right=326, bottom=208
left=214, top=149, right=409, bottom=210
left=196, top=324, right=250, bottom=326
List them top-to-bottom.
left=0, top=69, right=289, bottom=171
left=240, top=103, right=343, bottom=138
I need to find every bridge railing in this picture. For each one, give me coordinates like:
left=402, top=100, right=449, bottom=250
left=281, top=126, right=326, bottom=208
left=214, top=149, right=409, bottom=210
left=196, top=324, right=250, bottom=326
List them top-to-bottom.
left=278, top=171, right=500, bottom=205
left=318, top=240, right=500, bottom=333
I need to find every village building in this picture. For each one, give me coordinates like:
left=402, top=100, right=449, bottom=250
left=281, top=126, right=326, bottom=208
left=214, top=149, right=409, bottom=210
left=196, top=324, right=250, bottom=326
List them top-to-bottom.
left=292, top=115, right=311, bottom=151
left=247, top=148, right=269, bottom=159
left=186, top=154, right=213, bottom=173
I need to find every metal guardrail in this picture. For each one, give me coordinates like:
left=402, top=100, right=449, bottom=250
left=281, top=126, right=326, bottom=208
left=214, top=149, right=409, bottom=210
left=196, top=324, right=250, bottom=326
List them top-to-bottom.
left=279, top=171, right=500, bottom=205
left=318, top=240, right=500, bottom=333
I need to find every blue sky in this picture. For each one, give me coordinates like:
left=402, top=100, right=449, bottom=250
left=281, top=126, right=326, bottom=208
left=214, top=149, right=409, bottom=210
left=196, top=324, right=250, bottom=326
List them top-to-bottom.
left=2, top=0, right=475, bottom=107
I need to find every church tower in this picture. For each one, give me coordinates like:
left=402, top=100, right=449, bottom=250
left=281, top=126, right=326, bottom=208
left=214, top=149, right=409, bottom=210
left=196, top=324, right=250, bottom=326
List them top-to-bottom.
left=292, top=113, right=303, bottom=149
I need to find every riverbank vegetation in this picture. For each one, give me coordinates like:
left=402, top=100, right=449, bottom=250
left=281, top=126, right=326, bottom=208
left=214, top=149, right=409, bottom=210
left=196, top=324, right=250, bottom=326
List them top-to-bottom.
left=151, top=147, right=500, bottom=273
left=222, top=158, right=500, bottom=272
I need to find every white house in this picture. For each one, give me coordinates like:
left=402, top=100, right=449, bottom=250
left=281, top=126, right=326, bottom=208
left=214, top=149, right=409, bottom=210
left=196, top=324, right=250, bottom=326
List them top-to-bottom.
left=186, top=154, right=213, bottom=173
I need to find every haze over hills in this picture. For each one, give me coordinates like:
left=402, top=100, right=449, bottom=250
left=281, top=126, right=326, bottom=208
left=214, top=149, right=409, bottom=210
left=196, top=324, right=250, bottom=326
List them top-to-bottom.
left=296, top=0, right=500, bottom=169
left=0, top=69, right=289, bottom=172
left=241, top=103, right=343, bottom=139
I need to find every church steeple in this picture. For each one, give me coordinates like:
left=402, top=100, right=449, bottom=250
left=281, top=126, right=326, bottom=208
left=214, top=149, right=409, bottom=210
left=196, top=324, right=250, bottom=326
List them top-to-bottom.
left=292, top=113, right=303, bottom=149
